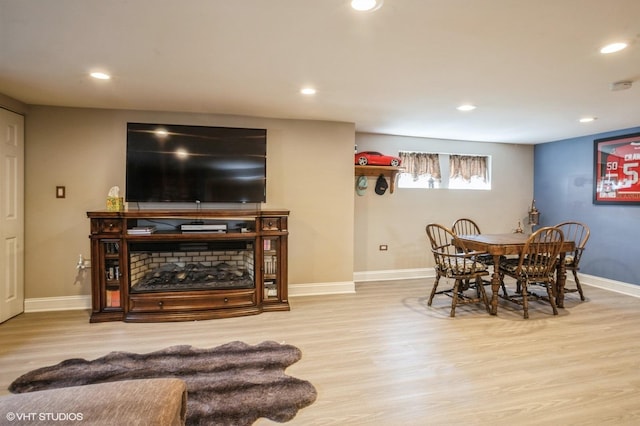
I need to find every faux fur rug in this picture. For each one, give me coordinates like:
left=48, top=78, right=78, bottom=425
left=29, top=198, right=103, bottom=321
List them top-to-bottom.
left=9, top=341, right=317, bottom=425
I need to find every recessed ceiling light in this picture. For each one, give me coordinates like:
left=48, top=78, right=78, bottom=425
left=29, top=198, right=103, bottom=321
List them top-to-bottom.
left=351, top=0, right=383, bottom=12
left=600, top=42, right=628, bottom=54
left=90, top=71, right=111, bottom=80
left=300, top=87, right=316, bottom=95
left=456, top=104, right=476, bottom=112
left=579, top=117, right=597, bottom=123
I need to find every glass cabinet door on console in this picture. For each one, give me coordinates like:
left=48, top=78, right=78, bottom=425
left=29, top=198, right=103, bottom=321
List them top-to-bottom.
left=258, top=215, right=288, bottom=311
left=263, top=237, right=279, bottom=301
left=98, top=239, right=124, bottom=312
left=103, top=241, right=122, bottom=308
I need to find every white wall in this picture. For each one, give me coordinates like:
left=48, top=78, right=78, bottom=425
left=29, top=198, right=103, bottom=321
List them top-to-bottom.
left=20, top=104, right=534, bottom=299
left=24, top=106, right=355, bottom=298
left=354, top=132, right=534, bottom=274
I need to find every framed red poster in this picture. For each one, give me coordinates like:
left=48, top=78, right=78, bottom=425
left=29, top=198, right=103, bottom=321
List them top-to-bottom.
left=594, top=132, right=640, bottom=204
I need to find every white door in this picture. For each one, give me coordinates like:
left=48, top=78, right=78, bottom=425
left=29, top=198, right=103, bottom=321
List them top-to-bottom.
left=0, top=108, right=24, bottom=323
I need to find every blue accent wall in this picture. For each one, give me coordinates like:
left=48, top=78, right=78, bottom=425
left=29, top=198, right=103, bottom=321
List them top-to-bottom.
left=534, top=126, right=640, bottom=285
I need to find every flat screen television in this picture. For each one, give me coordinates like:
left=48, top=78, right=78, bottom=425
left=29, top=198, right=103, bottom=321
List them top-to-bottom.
left=125, top=123, right=267, bottom=203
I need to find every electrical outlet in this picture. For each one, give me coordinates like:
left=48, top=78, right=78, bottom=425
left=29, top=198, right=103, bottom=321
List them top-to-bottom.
left=379, top=244, right=388, bottom=251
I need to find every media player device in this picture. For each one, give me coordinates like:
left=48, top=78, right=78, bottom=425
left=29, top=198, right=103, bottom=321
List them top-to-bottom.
left=180, top=223, right=227, bottom=232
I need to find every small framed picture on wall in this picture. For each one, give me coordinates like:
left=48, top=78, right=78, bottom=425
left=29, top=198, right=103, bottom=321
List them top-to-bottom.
left=593, top=132, right=640, bottom=205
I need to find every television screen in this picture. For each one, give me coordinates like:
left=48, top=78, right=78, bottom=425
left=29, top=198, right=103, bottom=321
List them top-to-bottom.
left=126, top=123, right=266, bottom=203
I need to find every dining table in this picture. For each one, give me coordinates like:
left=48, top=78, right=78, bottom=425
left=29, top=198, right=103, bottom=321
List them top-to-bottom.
left=456, top=232, right=575, bottom=315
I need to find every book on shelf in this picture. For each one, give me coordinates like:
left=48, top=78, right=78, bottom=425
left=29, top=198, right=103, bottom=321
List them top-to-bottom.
left=127, top=226, right=157, bottom=235
left=264, top=281, right=277, bottom=298
left=106, top=289, right=121, bottom=308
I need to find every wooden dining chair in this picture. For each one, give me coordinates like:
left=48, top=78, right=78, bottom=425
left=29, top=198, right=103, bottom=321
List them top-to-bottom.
left=451, top=218, right=495, bottom=265
left=451, top=218, right=482, bottom=236
left=555, top=221, right=590, bottom=301
left=425, top=223, right=490, bottom=317
left=498, top=226, right=564, bottom=319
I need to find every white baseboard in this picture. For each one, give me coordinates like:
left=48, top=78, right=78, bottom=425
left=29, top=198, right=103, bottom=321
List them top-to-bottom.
left=354, top=268, right=433, bottom=282
left=354, top=268, right=640, bottom=299
left=22, top=270, right=638, bottom=313
left=577, top=273, right=640, bottom=298
left=289, top=281, right=355, bottom=297
left=25, top=295, right=91, bottom=313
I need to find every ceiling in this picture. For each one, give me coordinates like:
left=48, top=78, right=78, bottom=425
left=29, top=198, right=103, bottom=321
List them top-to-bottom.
left=1, top=0, right=639, bottom=144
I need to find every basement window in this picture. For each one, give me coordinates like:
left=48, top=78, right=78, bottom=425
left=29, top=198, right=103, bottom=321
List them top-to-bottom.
left=397, top=151, right=491, bottom=190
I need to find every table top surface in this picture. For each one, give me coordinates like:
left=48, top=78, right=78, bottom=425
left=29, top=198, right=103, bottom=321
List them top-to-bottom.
left=457, top=232, right=574, bottom=255
left=458, top=233, right=530, bottom=245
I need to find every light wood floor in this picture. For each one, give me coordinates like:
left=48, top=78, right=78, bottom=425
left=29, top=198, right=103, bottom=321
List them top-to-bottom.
left=2, top=279, right=640, bottom=425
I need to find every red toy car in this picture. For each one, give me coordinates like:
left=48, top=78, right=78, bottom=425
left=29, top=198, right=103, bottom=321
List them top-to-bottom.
left=355, top=151, right=401, bottom=167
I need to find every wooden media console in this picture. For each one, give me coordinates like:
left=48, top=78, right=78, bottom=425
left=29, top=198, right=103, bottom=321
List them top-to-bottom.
left=86, top=209, right=289, bottom=323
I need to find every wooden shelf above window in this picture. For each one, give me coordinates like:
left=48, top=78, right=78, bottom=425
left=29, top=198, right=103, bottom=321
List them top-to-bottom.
left=354, top=165, right=404, bottom=194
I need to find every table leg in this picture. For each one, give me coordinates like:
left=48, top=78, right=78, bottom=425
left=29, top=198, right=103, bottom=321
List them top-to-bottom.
left=556, top=252, right=567, bottom=308
left=490, top=254, right=501, bottom=315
